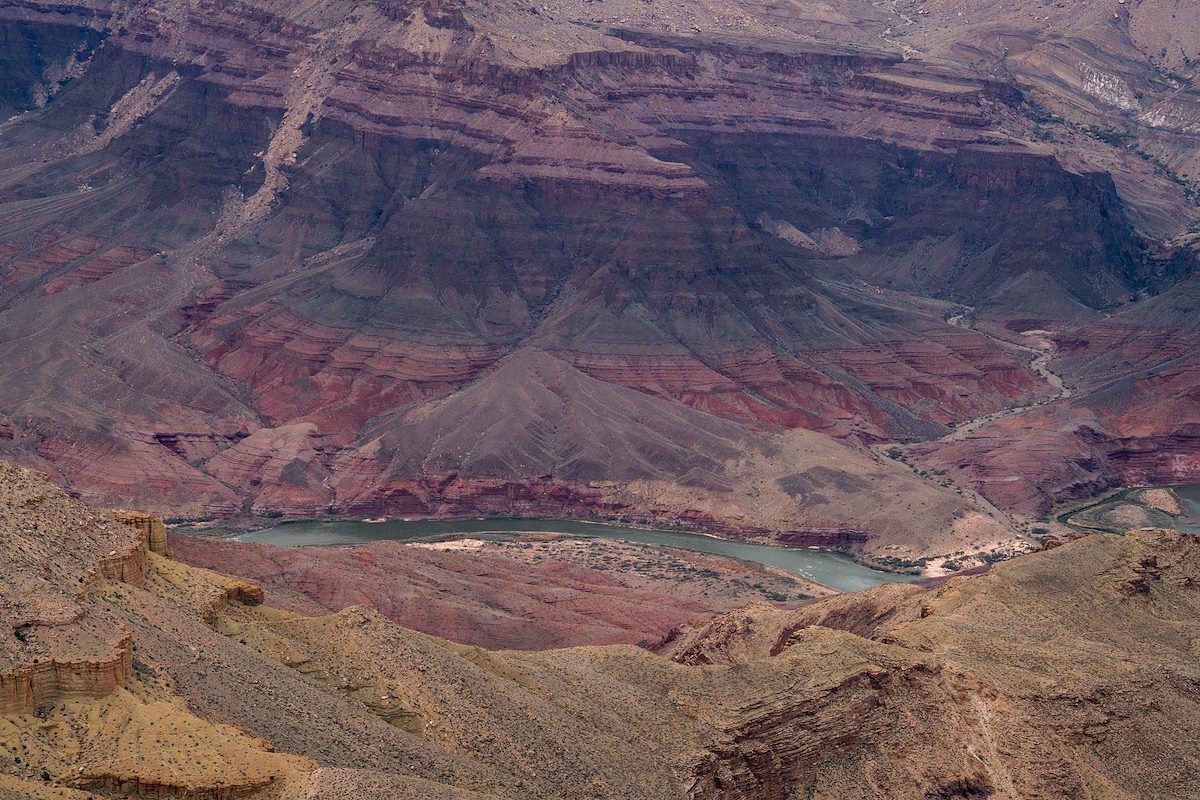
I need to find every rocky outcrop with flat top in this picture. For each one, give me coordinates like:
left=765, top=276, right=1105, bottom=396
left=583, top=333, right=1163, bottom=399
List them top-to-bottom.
left=2, top=460, right=1200, bottom=798
left=0, top=463, right=144, bottom=713
left=111, top=510, right=171, bottom=557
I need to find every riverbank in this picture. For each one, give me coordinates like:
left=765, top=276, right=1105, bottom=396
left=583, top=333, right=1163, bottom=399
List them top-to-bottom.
left=1053, top=485, right=1200, bottom=535
left=178, top=511, right=875, bottom=550
left=228, top=517, right=915, bottom=593
left=167, top=531, right=835, bottom=650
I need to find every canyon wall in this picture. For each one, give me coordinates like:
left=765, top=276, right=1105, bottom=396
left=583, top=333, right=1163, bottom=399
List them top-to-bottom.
left=0, top=0, right=1194, bottom=549
left=0, top=462, right=257, bottom=715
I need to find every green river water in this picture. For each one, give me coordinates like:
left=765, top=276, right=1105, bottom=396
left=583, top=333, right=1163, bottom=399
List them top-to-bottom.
left=1056, top=484, right=1200, bottom=534
left=1173, top=485, right=1200, bottom=534
left=237, top=517, right=912, bottom=593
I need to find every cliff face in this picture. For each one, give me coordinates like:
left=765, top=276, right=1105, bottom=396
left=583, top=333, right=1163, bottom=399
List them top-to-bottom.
left=0, top=0, right=1195, bottom=551
left=0, top=461, right=312, bottom=796
left=0, top=462, right=144, bottom=713
left=0, top=462, right=252, bottom=725
left=111, top=510, right=171, bottom=556
left=0, top=631, right=132, bottom=716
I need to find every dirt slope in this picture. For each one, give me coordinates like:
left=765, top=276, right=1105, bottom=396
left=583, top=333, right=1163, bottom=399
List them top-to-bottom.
left=1, top=461, right=1197, bottom=798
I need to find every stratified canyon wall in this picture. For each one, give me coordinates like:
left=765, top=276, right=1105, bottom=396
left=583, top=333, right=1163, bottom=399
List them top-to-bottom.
left=0, top=0, right=1196, bottom=557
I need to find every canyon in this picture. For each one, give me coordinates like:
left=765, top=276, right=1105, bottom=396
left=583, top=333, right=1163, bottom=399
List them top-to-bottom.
left=0, top=0, right=1195, bottom=565
left=2, top=1, right=1199, bottom=795
left=1, top=460, right=1199, bottom=798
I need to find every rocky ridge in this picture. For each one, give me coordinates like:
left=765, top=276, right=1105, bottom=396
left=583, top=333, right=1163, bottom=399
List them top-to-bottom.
left=2, top=461, right=1199, bottom=798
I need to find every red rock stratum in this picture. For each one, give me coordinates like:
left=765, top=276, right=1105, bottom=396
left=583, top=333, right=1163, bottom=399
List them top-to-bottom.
left=0, top=0, right=1197, bottom=559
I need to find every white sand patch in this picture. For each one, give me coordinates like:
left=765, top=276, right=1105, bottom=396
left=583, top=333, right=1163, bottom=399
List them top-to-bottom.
left=408, top=539, right=489, bottom=552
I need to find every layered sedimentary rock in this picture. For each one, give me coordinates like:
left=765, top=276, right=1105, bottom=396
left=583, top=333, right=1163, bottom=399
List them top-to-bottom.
left=0, top=0, right=1195, bottom=556
left=911, top=279, right=1200, bottom=514
left=4, top=460, right=1200, bottom=798
left=0, top=462, right=311, bottom=795
left=0, top=463, right=146, bottom=713
left=111, top=510, right=171, bottom=556
left=659, top=529, right=1200, bottom=799
left=168, top=532, right=830, bottom=650
left=0, top=629, right=133, bottom=716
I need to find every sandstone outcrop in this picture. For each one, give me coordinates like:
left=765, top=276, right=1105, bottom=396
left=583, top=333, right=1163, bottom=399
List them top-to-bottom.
left=3, top=461, right=1200, bottom=798
left=0, top=462, right=146, bottom=713
left=0, top=463, right=264, bottom=722
left=0, top=463, right=303, bottom=796
left=111, top=510, right=171, bottom=556
left=663, top=529, right=1200, bottom=798
left=0, top=630, right=133, bottom=715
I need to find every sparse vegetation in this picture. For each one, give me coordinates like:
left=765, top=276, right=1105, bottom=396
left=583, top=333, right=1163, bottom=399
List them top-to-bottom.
left=1084, top=126, right=1130, bottom=147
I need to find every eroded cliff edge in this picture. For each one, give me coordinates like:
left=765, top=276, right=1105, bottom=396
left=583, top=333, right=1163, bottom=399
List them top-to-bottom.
left=1, top=460, right=1198, bottom=798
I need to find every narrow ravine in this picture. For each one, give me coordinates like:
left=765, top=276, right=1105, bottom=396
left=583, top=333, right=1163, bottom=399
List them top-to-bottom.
left=867, top=316, right=1076, bottom=531
left=870, top=319, right=1073, bottom=461
left=938, top=326, right=1072, bottom=443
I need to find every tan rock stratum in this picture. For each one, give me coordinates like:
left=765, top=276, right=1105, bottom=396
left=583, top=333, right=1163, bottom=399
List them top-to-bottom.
left=0, top=460, right=1197, bottom=798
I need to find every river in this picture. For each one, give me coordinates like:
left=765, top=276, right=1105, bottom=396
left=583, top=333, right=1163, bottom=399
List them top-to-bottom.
left=1056, top=484, right=1200, bottom=534
left=1174, top=485, right=1200, bottom=534
left=236, top=517, right=911, bottom=593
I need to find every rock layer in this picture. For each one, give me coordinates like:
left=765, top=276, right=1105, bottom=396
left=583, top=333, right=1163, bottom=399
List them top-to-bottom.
left=0, top=0, right=1195, bottom=555
left=3, top=461, right=1200, bottom=798
left=0, top=463, right=147, bottom=713
left=111, top=510, right=171, bottom=557
left=168, top=532, right=829, bottom=650
left=0, top=630, right=133, bottom=716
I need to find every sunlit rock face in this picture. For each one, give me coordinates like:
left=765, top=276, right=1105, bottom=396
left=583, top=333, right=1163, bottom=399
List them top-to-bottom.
left=3, top=458, right=1200, bottom=799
